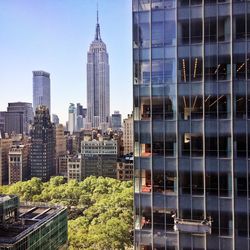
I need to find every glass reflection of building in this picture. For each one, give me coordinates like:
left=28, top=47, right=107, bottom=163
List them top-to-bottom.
left=133, top=0, right=250, bottom=249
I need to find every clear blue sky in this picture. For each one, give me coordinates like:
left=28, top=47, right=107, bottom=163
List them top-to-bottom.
left=0, top=0, right=132, bottom=124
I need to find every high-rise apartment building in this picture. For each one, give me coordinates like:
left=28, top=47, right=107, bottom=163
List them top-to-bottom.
left=133, top=1, right=250, bottom=249
left=87, top=12, right=110, bottom=130
left=33, top=71, right=51, bottom=113
left=30, top=106, right=55, bottom=181
left=123, top=114, right=134, bottom=155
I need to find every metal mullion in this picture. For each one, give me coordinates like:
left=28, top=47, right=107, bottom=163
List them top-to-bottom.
left=176, top=0, right=180, bottom=249
left=202, top=0, right=207, bottom=249
left=230, top=0, right=235, bottom=249
left=149, top=1, right=154, bottom=248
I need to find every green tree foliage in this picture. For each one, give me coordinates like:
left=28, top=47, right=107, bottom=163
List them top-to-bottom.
left=1, top=176, right=133, bottom=250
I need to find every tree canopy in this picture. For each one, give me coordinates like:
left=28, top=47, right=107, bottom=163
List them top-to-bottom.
left=0, top=176, right=133, bottom=250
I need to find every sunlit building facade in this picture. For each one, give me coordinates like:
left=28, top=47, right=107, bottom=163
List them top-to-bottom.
left=133, top=0, right=250, bottom=249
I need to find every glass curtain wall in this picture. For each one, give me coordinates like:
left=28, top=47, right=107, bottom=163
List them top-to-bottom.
left=133, top=0, right=250, bottom=249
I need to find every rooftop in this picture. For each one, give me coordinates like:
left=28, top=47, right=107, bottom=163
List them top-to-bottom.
left=0, top=202, right=66, bottom=244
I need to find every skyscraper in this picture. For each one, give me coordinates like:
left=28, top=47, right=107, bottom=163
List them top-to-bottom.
left=133, top=1, right=250, bottom=249
left=87, top=10, right=110, bottom=130
left=33, top=71, right=51, bottom=113
left=6, top=102, right=33, bottom=135
left=68, top=103, right=76, bottom=134
left=30, top=106, right=55, bottom=181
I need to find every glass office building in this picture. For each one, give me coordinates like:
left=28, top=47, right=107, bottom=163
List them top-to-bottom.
left=133, top=0, right=250, bottom=249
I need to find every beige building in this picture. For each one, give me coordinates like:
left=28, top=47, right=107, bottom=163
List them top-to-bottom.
left=123, top=114, right=133, bottom=155
left=55, top=124, right=67, bottom=174
left=0, top=138, right=12, bottom=185
left=8, top=144, right=29, bottom=184
left=67, top=155, right=82, bottom=182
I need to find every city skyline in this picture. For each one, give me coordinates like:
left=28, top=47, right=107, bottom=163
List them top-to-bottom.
left=0, top=0, right=132, bottom=124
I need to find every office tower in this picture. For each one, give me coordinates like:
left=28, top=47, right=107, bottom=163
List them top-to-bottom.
left=133, top=1, right=250, bottom=249
left=87, top=11, right=110, bottom=130
left=33, top=71, right=51, bottom=113
left=7, top=102, right=33, bottom=133
left=68, top=103, right=76, bottom=134
left=30, top=106, right=55, bottom=181
left=111, top=111, right=122, bottom=131
left=52, top=114, right=60, bottom=125
left=123, top=114, right=134, bottom=155
left=55, top=124, right=67, bottom=174
left=0, top=138, right=12, bottom=185
left=81, top=138, right=117, bottom=178
left=8, top=144, right=29, bottom=184
left=67, top=154, right=83, bottom=182
left=0, top=194, right=67, bottom=249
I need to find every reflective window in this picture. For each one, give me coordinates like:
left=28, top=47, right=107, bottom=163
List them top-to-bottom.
left=179, top=96, right=203, bottom=120
left=235, top=96, right=246, bottom=119
left=182, top=133, right=203, bottom=157
left=235, top=135, right=246, bottom=157
left=206, top=137, right=217, bottom=157
left=180, top=171, right=190, bottom=194
left=192, top=172, right=204, bottom=195
left=206, top=173, right=218, bottom=195
left=219, top=173, right=232, bottom=197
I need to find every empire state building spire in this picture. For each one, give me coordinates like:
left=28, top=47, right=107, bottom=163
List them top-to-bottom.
left=95, top=3, right=101, bottom=41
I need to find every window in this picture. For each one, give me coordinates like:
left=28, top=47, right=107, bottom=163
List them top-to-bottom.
left=206, top=173, right=218, bottom=195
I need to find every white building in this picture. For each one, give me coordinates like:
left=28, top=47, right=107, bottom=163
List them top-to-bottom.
left=68, top=103, right=76, bottom=135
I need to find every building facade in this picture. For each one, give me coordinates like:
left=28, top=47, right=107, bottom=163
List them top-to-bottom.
left=133, top=0, right=250, bottom=249
left=87, top=13, right=110, bottom=130
left=33, top=71, right=51, bottom=113
left=6, top=102, right=33, bottom=135
left=30, top=106, right=55, bottom=181
left=111, top=111, right=122, bottom=131
left=123, top=114, right=134, bottom=155
left=55, top=124, right=67, bottom=175
left=0, top=138, right=12, bottom=185
left=81, top=139, right=117, bottom=178
left=8, top=144, right=29, bottom=184
left=67, top=154, right=83, bottom=182
left=116, top=154, right=133, bottom=181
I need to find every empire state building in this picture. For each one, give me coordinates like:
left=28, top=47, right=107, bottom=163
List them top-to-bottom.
left=86, top=12, right=110, bottom=130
